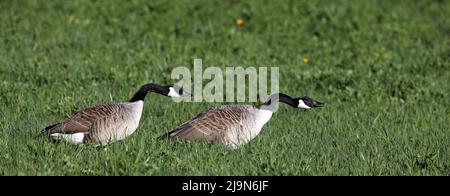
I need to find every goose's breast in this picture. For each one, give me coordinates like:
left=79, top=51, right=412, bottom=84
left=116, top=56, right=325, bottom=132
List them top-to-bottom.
left=96, top=101, right=143, bottom=144
left=122, top=101, right=144, bottom=136
left=225, top=109, right=273, bottom=148
left=246, top=109, right=273, bottom=140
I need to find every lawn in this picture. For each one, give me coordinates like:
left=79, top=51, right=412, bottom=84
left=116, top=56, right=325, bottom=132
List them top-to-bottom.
left=0, top=0, right=449, bottom=175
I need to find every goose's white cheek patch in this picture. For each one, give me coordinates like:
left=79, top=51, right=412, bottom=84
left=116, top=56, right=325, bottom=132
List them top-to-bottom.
left=168, top=87, right=181, bottom=97
left=298, top=100, right=311, bottom=109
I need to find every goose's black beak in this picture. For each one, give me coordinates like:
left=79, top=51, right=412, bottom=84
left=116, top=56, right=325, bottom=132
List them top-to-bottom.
left=311, top=100, right=324, bottom=108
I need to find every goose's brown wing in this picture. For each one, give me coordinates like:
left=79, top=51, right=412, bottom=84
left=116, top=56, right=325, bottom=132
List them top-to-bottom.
left=42, top=104, right=122, bottom=134
left=164, top=105, right=251, bottom=142
left=84, top=114, right=128, bottom=145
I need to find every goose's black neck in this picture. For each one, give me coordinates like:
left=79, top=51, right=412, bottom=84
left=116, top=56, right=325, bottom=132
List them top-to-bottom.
left=129, top=83, right=167, bottom=102
left=259, top=93, right=297, bottom=111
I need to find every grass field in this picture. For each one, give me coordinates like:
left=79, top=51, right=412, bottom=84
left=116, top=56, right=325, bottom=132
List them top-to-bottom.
left=0, top=0, right=449, bottom=175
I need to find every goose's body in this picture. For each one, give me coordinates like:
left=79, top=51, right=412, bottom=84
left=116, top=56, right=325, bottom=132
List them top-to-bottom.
left=42, top=83, right=188, bottom=146
left=163, top=93, right=323, bottom=149
left=45, top=101, right=143, bottom=146
left=166, top=105, right=273, bottom=148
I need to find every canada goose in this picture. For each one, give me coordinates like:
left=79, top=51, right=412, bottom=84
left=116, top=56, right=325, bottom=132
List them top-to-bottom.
left=42, top=83, right=190, bottom=146
left=161, top=93, right=323, bottom=149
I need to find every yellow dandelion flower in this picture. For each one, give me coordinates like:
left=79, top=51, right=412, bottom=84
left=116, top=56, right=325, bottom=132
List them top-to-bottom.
left=69, top=15, right=75, bottom=24
left=235, top=18, right=244, bottom=27
left=375, top=52, right=382, bottom=60
left=303, top=57, right=309, bottom=64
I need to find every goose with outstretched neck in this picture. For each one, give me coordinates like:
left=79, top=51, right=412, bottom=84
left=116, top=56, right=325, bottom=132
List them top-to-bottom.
left=161, top=93, right=323, bottom=149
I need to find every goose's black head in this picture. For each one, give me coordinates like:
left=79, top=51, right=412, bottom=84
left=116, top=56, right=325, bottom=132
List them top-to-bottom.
left=129, top=83, right=191, bottom=102
left=260, top=93, right=323, bottom=111
left=295, top=96, right=324, bottom=109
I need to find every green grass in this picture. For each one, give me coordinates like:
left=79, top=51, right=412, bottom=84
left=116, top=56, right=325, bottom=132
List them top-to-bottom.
left=1, top=0, right=449, bottom=175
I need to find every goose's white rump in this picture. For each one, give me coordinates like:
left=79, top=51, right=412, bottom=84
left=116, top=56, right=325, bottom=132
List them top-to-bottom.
left=50, top=132, right=85, bottom=144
